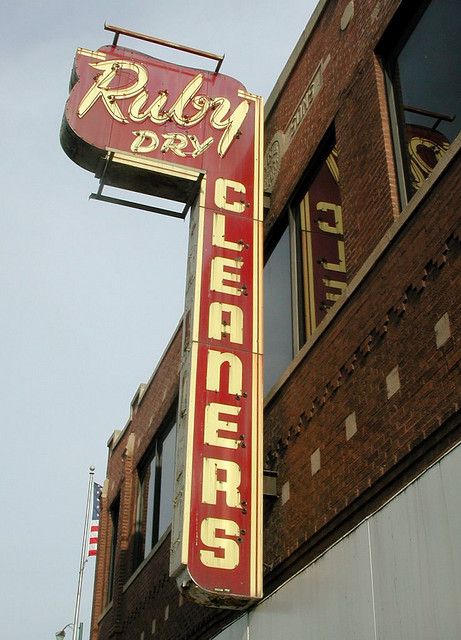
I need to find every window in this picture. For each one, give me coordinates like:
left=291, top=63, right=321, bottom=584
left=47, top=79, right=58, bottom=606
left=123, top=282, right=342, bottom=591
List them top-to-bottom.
left=383, top=0, right=461, bottom=201
left=264, top=139, right=345, bottom=392
left=293, top=145, right=345, bottom=338
left=264, top=223, right=295, bottom=392
left=134, top=407, right=177, bottom=566
left=107, top=496, right=119, bottom=603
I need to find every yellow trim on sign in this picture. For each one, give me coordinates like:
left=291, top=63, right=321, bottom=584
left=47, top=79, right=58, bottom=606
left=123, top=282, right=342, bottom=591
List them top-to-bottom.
left=77, top=47, right=107, bottom=60
left=237, top=88, right=260, bottom=101
left=248, top=93, right=264, bottom=598
left=108, top=150, right=202, bottom=183
left=181, top=177, right=207, bottom=563
left=192, top=179, right=207, bottom=345
left=181, top=341, right=197, bottom=565
left=250, top=350, right=257, bottom=595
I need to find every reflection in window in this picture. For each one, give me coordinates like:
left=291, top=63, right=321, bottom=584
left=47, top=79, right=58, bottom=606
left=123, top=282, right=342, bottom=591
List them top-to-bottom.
left=386, top=0, right=461, bottom=198
left=295, top=146, right=345, bottom=339
left=134, top=409, right=177, bottom=566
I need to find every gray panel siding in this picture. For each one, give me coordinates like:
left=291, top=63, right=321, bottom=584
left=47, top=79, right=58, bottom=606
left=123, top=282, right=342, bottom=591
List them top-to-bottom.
left=213, top=443, right=461, bottom=640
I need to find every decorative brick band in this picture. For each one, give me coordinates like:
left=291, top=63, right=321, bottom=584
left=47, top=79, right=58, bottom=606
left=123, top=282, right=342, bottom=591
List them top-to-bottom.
left=265, top=227, right=461, bottom=467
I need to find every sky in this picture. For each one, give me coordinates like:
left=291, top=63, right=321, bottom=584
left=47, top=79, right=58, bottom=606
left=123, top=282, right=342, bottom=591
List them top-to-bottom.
left=0, top=2, right=317, bottom=638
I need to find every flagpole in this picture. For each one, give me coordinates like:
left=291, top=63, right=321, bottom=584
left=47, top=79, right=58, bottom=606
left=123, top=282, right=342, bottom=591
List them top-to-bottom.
left=72, top=466, right=95, bottom=640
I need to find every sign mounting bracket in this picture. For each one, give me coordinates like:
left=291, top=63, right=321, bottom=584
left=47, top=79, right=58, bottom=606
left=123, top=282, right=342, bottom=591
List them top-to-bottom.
left=104, top=22, right=225, bottom=72
left=89, top=152, right=204, bottom=219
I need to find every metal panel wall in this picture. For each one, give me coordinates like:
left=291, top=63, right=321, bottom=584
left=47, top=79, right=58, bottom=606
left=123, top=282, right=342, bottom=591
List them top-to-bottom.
left=211, top=443, right=461, bottom=640
left=370, top=448, right=461, bottom=639
left=249, top=522, right=375, bottom=640
left=212, top=614, right=248, bottom=640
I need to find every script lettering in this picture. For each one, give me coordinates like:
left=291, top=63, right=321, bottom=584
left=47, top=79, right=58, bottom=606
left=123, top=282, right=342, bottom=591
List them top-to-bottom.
left=77, top=61, right=249, bottom=157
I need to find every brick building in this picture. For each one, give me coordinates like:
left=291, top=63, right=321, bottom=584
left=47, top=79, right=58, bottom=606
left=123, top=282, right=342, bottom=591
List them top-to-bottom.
left=90, top=0, right=461, bottom=638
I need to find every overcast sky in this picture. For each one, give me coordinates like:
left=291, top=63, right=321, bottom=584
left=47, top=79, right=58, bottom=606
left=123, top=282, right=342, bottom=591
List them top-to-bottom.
left=0, top=2, right=317, bottom=638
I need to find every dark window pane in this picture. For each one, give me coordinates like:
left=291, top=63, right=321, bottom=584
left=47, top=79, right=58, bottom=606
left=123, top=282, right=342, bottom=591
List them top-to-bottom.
left=264, top=225, right=293, bottom=392
left=158, top=422, right=177, bottom=539
left=144, top=458, right=157, bottom=558
left=133, top=477, right=146, bottom=569
left=107, top=497, right=119, bottom=602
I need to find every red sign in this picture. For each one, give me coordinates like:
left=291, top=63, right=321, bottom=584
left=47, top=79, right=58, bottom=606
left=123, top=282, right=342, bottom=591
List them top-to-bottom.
left=61, top=44, right=263, bottom=607
left=61, top=46, right=256, bottom=181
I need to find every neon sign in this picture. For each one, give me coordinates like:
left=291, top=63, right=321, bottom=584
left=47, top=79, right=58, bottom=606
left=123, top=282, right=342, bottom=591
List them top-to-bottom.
left=61, top=41, right=263, bottom=607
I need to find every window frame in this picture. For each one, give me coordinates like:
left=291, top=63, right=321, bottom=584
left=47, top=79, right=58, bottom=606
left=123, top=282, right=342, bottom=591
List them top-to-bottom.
left=379, top=0, right=457, bottom=205
left=380, top=1, right=429, bottom=206
left=263, top=130, right=343, bottom=392
left=289, top=137, right=344, bottom=343
left=134, top=403, right=177, bottom=565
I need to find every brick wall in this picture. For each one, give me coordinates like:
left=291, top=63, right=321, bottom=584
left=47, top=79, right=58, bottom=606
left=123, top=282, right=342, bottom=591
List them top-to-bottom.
left=265, top=0, right=400, bottom=269
left=263, top=159, right=461, bottom=581
left=90, top=326, right=184, bottom=638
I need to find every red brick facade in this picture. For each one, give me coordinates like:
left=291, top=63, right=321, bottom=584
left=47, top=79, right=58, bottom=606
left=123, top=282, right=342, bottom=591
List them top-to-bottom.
left=91, top=1, right=461, bottom=638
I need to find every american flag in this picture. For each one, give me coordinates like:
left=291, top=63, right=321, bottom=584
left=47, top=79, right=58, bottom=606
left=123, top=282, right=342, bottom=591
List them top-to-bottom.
left=88, top=483, right=102, bottom=557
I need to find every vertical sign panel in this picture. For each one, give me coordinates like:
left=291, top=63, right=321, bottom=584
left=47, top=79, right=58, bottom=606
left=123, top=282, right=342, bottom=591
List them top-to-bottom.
left=172, top=92, right=264, bottom=607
